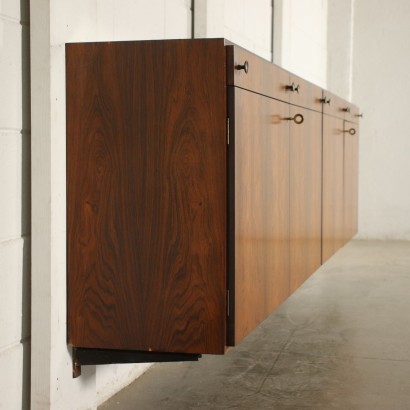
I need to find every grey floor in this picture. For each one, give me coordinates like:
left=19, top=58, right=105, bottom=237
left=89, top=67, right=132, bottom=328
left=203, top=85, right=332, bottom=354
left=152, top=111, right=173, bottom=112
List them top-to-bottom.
left=99, top=240, right=410, bottom=410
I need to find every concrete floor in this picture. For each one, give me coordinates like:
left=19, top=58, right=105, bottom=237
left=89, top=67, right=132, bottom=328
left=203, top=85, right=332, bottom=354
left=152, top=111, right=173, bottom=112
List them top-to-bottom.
left=99, top=240, right=410, bottom=410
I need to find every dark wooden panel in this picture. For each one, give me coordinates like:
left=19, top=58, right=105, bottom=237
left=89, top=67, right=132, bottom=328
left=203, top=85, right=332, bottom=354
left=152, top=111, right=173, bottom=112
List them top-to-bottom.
left=66, top=39, right=227, bottom=354
left=226, top=45, right=289, bottom=103
left=289, top=74, right=322, bottom=113
left=231, top=87, right=290, bottom=345
left=290, top=106, right=322, bottom=292
left=322, top=114, right=345, bottom=262
left=343, top=121, right=359, bottom=242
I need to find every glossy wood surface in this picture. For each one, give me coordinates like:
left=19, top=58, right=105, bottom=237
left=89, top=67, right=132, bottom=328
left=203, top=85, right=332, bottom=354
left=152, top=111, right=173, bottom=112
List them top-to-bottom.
left=66, top=39, right=227, bottom=354
left=226, top=45, right=290, bottom=103
left=289, top=74, right=322, bottom=113
left=231, top=88, right=290, bottom=345
left=290, top=106, right=322, bottom=292
left=322, top=115, right=345, bottom=262
left=343, top=121, right=359, bottom=242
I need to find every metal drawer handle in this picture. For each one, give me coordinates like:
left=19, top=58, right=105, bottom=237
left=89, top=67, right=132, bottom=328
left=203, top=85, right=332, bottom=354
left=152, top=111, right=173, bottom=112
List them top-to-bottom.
left=236, top=61, right=249, bottom=74
left=286, top=82, right=300, bottom=93
left=320, top=97, right=331, bottom=104
left=343, top=106, right=351, bottom=113
left=285, top=113, right=304, bottom=124
left=355, top=113, right=364, bottom=118
left=344, top=128, right=356, bottom=135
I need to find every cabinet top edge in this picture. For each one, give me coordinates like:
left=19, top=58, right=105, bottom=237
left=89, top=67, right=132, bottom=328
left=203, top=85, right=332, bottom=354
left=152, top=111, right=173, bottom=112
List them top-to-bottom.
left=64, top=38, right=359, bottom=109
left=65, top=38, right=227, bottom=47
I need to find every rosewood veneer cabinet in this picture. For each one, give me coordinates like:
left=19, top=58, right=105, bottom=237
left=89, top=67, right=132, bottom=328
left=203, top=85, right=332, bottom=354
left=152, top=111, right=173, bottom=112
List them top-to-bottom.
left=66, top=39, right=360, bottom=376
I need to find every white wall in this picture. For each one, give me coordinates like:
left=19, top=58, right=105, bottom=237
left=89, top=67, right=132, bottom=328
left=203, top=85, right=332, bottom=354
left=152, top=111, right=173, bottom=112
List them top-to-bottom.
left=0, top=0, right=31, bottom=408
left=194, top=0, right=273, bottom=60
left=224, top=0, right=272, bottom=61
left=274, top=0, right=328, bottom=88
left=326, top=0, right=354, bottom=100
left=352, top=0, right=410, bottom=240
left=30, top=1, right=192, bottom=409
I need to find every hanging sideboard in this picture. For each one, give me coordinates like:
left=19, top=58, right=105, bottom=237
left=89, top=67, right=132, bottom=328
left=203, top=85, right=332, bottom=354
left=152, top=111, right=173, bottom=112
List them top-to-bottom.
left=66, top=39, right=360, bottom=377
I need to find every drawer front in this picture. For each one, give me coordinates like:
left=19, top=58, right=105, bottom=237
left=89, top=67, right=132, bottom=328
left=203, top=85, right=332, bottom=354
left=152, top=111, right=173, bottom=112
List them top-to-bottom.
left=226, top=45, right=289, bottom=102
left=289, top=74, right=323, bottom=112
left=322, top=90, right=348, bottom=120
left=345, top=104, right=360, bottom=123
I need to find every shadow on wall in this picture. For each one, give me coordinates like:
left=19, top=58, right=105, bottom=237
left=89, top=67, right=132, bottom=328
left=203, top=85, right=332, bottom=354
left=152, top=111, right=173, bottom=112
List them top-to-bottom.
left=21, top=0, right=31, bottom=408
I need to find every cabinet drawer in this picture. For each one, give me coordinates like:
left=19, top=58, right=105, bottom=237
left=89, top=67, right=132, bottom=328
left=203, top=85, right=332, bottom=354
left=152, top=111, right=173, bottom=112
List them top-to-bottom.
left=226, top=45, right=289, bottom=102
left=289, top=74, right=322, bottom=112
left=322, top=91, right=347, bottom=119
left=345, top=104, right=360, bottom=123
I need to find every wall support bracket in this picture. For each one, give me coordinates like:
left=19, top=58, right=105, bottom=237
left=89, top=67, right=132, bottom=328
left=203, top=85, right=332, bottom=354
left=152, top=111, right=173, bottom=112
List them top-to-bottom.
left=71, top=347, right=201, bottom=378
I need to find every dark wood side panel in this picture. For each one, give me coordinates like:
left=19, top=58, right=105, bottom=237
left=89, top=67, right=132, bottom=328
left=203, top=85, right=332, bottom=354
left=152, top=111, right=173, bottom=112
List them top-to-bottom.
left=66, top=39, right=227, bottom=354
left=232, top=88, right=290, bottom=345
left=290, top=106, right=322, bottom=292
left=322, top=114, right=345, bottom=263
left=343, top=121, right=359, bottom=242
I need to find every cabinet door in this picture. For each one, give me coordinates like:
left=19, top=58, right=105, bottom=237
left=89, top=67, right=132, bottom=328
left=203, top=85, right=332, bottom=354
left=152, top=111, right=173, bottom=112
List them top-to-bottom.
left=66, top=40, right=227, bottom=355
left=228, top=87, right=290, bottom=345
left=290, top=106, right=322, bottom=292
left=322, top=114, right=345, bottom=263
left=343, top=121, right=359, bottom=242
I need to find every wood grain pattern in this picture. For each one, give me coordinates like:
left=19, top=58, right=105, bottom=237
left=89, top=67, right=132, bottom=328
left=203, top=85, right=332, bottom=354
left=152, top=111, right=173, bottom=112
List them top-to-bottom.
left=66, top=39, right=227, bottom=354
left=226, top=45, right=290, bottom=103
left=289, top=74, right=322, bottom=113
left=231, top=88, right=290, bottom=345
left=322, top=91, right=348, bottom=120
left=290, top=106, right=322, bottom=292
left=322, top=114, right=345, bottom=262
left=343, top=121, right=359, bottom=242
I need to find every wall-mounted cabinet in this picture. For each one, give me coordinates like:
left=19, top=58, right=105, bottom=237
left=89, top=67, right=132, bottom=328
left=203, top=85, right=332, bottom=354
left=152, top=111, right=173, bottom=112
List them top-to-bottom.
left=66, top=39, right=360, bottom=376
left=322, top=92, right=360, bottom=262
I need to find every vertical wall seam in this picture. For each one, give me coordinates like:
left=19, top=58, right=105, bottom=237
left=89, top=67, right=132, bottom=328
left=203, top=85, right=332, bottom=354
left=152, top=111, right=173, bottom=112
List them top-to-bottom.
left=348, top=0, right=355, bottom=101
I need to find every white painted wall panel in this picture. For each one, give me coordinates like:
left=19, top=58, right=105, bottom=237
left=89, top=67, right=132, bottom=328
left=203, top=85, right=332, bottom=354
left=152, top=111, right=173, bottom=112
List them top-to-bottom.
left=0, top=0, right=21, bottom=21
left=52, top=0, right=192, bottom=43
left=165, top=0, right=192, bottom=38
left=224, top=0, right=272, bottom=60
left=275, top=0, right=327, bottom=87
left=327, top=0, right=354, bottom=100
left=353, top=0, right=410, bottom=239
left=31, top=1, right=192, bottom=408
left=0, top=19, right=23, bottom=130
left=0, top=131, right=30, bottom=240
left=0, top=238, right=30, bottom=347
left=0, top=340, right=30, bottom=410
left=0, top=344, right=24, bottom=409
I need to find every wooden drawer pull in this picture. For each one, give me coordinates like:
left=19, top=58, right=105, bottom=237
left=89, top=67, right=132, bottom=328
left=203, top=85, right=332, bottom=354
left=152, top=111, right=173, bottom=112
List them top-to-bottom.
left=236, top=61, right=249, bottom=73
left=286, top=82, right=300, bottom=93
left=320, top=97, right=331, bottom=104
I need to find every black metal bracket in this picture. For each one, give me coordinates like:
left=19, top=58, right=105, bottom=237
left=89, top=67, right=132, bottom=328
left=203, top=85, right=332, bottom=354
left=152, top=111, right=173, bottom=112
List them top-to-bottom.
left=72, top=347, right=201, bottom=378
